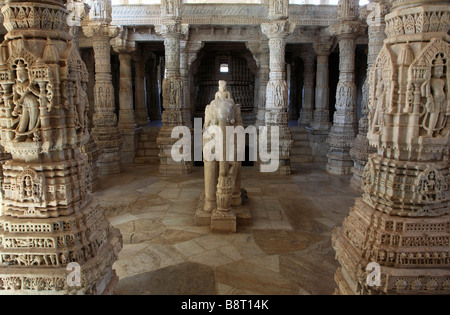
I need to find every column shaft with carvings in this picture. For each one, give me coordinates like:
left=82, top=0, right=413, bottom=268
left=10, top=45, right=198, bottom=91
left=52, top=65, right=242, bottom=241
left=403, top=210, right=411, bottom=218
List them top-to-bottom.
left=0, top=0, right=122, bottom=294
left=68, top=0, right=100, bottom=192
left=156, top=0, right=191, bottom=175
left=261, top=0, right=295, bottom=175
left=326, top=0, right=364, bottom=175
left=332, top=0, right=450, bottom=295
left=350, top=0, right=390, bottom=192
left=83, top=1, right=123, bottom=176
left=112, top=29, right=137, bottom=164
left=91, top=34, right=123, bottom=175
left=308, top=38, right=333, bottom=162
left=180, top=39, right=192, bottom=128
left=312, top=39, right=333, bottom=131
left=248, top=41, right=270, bottom=127
left=79, top=48, right=100, bottom=192
left=299, top=52, right=315, bottom=126
left=118, top=53, right=137, bottom=163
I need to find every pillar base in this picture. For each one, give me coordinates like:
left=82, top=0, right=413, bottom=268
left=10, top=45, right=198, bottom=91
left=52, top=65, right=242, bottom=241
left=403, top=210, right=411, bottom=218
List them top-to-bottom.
left=157, top=126, right=192, bottom=175
left=119, top=128, right=137, bottom=165
left=307, top=128, right=330, bottom=163
left=349, top=130, right=376, bottom=193
left=97, top=148, right=123, bottom=176
left=326, top=148, right=354, bottom=175
left=195, top=190, right=251, bottom=230
left=332, top=198, right=450, bottom=295
left=0, top=200, right=123, bottom=295
left=211, top=210, right=236, bottom=233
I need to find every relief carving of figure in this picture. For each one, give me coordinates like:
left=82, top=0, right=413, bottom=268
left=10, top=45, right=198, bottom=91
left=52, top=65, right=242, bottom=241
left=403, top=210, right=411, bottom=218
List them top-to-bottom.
left=421, top=55, right=448, bottom=137
left=11, top=60, right=40, bottom=142
left=371, top=68, right=386, bottom=134
left=203, top=81, right=242, bottom=213
left=75, top=82, right=88, bottom=133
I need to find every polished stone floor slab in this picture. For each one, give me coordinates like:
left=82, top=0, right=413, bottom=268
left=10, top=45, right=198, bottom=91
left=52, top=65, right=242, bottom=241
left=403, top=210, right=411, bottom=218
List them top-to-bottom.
left=96, top=163, right=359, bottom=295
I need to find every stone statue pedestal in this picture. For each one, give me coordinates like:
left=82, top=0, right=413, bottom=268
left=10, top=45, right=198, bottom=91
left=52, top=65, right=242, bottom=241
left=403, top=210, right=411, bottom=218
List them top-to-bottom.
left=194, top=189, right=251, bottom=232
left=211, top=209, right=237, bottom=233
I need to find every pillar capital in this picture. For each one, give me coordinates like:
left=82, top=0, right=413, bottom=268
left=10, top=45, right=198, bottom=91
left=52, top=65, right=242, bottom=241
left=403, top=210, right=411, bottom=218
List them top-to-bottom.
left=261, top=20, right=296, bottom=40
left=329, top=20, right=365, bottom=40
left=155, top=22, right=189, bottom=39
left=82, top=23, right=120, bottom=41
left=111, top=27, right=136, bottom=55
left=313, top=39, right=334, bottom=57
left=246, top=40, right=270, bottom=70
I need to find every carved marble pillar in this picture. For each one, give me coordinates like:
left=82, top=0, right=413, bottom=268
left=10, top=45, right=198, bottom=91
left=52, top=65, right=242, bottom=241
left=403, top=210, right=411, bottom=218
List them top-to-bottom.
left=0, top=0, right=122, bottom=294
left=326, top=0, right=364, bottom=175
left=332, top=0, right=450, bottom=295
left=350, top=0, right=390, bottom=192
left=67, top=1, right=101, bottom=192
left=83, top=2, right=123, bottom=176
left=156, top=19, right=192, bottom=175
left=261, top=19, right=295, bottom=175
left=112, top=27, right=137, bottom=166
left=90, top=33, right=123, bottom=175
left=180, top=39, right=191, bottom=128
left=307, top=39, right=333, bottom=162
left=312, top=39, right=333, bottom=131
left=186, top=40, right=204, bottom=122
left=247, top=41, right=270, bottom=127
left=114, top=43, right=137, bottom=164
left=79, top=49, right=100, bottom=192
left=134, top=51, right=150, bottom=126
left=299, top=51, right=315, bottom=126
left=146, top=55, right=162, bottom=121
left=289, top=60, right=299, bottom=121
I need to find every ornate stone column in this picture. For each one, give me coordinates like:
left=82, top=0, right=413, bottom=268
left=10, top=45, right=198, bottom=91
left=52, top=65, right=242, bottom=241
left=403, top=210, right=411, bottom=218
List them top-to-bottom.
left=0, top=0, right=122, bottom=294
left=156, top=0, right=191, bottom=175
left=261, top=0, right=295, bottom=175
left=326, top=0, right=364, bottom=175
left=332, top=0, right=450, bottom=295
left=350, top=0, right=390, bottom=192
left=66, top=1, right=101, bottom=192
left=83, top=2, right=122, bottom=176
left=113, top=30, right=137, bottom=164
left=307, top=37, right=333, bottom=162
left=312, top=37, right=333, bottom=131
left=180, top=38, right=192, bottom=128
left=186, top=40, right=204, bottom=122
left=247, top=40, right=270, bottom=127
left=79, top=48, right=101, bottom=192
left=133, top=50, right=150, bottom=126
left=299, top=50, right=315, bottom=126
left=146, top=54, right=162, bottom=121
left=288, top=59, right=299, bottom=121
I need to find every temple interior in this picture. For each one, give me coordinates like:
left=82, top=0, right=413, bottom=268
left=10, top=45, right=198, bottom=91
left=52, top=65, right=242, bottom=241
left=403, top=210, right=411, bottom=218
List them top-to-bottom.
left=0, top=0, right=448, bottom=295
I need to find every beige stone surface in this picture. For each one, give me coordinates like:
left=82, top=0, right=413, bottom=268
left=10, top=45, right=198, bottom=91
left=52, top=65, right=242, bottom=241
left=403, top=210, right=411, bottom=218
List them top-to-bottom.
left=95, top=163, right=357, bottom=295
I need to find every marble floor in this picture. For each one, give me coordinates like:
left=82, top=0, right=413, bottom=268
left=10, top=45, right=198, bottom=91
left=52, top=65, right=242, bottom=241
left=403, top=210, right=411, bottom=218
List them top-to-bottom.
left=95, top=163, right=359, bottom=295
